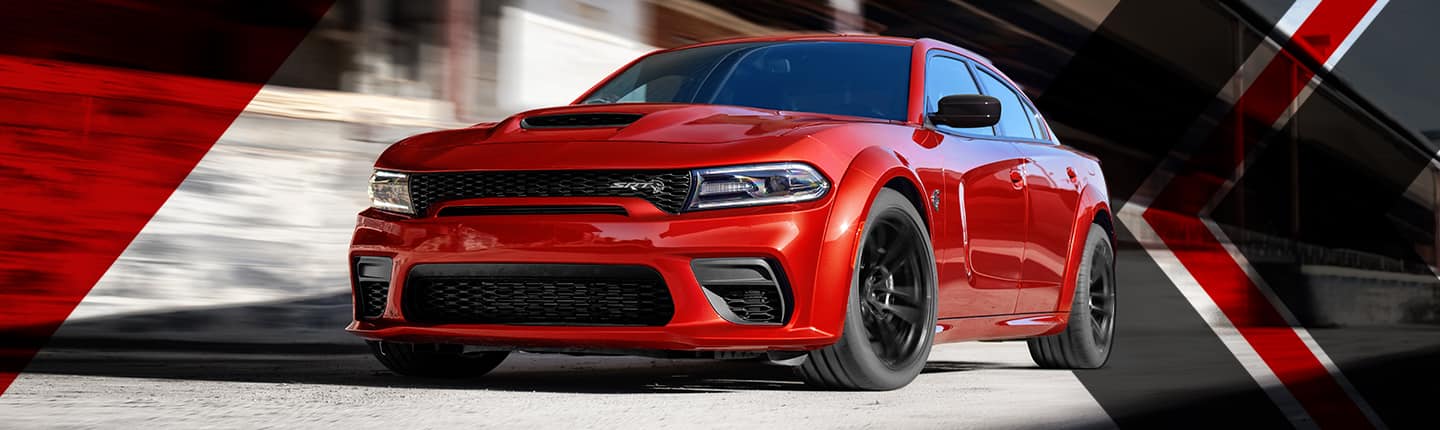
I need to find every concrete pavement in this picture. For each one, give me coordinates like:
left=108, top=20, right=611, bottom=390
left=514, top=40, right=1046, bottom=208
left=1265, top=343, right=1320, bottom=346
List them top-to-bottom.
left=0, top=342, right=1114, bottom=429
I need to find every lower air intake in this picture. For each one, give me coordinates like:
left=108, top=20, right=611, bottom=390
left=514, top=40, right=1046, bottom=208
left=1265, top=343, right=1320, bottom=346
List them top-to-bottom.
left=353, top=256, right=393, bottom=319
left=691, top=258, right=791, bottom=325
left=403, top=264, right=674, bottom=326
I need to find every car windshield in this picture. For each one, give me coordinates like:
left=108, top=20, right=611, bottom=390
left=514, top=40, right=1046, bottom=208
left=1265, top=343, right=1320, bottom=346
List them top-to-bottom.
left=580, top=41, right=912, bottom=122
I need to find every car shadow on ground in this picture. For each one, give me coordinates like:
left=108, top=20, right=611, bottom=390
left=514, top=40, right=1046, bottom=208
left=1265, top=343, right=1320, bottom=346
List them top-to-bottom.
left=19, top=292, right=1022, bottom=394
left=20, top=346, right=1015, bottom=394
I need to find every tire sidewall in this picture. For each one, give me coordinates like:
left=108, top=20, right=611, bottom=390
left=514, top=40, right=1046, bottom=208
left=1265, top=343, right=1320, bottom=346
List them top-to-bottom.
left=1069, top=227, right=1115, bottom=367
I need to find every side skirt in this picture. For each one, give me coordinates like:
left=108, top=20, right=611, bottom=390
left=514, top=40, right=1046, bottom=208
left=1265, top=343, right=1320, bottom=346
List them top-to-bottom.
left=933, top=312, right=1069, bottom=344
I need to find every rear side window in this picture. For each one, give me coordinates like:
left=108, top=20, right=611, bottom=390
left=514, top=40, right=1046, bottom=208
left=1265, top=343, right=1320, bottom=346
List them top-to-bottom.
left=924, top=56, right=993, bottom=136
left=974, top=69, right=1037, bottom=140
left=1023, top=103, right=1049, bottom=141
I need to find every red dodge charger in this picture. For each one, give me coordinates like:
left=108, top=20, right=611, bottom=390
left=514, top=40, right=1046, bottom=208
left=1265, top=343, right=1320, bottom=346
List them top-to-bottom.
left=348, top=35, right=1114, bottom=390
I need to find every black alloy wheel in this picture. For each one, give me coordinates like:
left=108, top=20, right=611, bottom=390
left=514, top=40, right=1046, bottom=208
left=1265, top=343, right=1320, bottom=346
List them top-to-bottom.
left=800, top=189, right=937, bottom=390
left=857, top=214, right=931, bottom=368
left=1028, top=225, right=1115, bottom=369
left=1085, top=243, right=1117, bottom=352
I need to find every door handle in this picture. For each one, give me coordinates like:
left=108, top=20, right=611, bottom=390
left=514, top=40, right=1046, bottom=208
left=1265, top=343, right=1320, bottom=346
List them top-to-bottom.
left=1009, top=168, right=1025, bottom=189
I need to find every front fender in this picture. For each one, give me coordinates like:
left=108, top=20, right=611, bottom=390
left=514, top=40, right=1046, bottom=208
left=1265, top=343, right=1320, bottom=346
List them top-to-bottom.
left=804, top=146, right=927, bottom=338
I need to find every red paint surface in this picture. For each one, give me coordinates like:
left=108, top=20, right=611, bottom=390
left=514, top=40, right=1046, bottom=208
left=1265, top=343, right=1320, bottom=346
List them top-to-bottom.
left=1144, top=0, right=1378, bottom=427
left=0, top=1, right=331, bottom=395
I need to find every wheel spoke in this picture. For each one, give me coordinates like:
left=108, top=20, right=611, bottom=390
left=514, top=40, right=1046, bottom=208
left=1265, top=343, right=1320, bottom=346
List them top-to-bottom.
left=876, top=233, right=913, bottom=271
left=864, top=272, right=888, bottom=290
left=873, top=286, right=918, bottom=305
left=862, top=298, right=883, bottom=316
left=881, top=303, right=922, bottom=325
left=863, top=316, right=883, bottom=340
left=875, top=318, right=901, bottom=347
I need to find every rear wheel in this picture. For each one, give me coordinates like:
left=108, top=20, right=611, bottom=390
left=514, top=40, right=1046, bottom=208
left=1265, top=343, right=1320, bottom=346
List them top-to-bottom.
left=799, top=189, right=938, bottom=390
left=1028, top=225, right=1115, bottom=369
left=368, top=341, right=510, bottom=378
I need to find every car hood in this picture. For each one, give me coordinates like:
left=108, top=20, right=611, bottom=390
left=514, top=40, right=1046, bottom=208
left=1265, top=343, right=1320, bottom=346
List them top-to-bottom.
left=375, top=104, right=891, bottom=172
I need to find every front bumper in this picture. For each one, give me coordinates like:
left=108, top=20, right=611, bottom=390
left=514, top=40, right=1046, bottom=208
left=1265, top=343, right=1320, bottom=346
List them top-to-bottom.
left=346, top=196, right=849, bottom=352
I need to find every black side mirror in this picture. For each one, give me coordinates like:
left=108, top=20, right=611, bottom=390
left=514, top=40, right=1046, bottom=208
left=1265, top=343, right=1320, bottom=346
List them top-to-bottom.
left=929, top=94, right=1000, bottom=128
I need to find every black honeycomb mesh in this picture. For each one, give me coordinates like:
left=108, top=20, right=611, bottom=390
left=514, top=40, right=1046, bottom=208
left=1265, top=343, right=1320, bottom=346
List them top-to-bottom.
left=408, top=170, right=691, bottom=215
left=403, top=264, right=674, bottom=326
left=356, top=280, right=389, bottom=319
left=717, top=287, right=783, bottom=324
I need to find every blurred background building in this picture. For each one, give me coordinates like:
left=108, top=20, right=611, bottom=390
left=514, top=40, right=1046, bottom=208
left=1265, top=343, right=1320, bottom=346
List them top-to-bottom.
left=23, top=0, right=1437, bottom=336
left=255, top=0, right=1119, bottom=126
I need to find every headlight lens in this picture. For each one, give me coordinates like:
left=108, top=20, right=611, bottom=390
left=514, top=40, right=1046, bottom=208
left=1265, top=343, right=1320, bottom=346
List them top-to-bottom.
left=688, top=163, right=829, bottom=210
left=369, top=170, right=414, bottom=214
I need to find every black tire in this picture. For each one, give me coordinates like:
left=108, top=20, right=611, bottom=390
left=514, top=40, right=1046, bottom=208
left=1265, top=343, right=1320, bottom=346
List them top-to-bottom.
left=799, top=188, right=938, bottom=390
left=1028, top=225, right=1115, bottom=369
left=368, top=341, right=510, bottom=378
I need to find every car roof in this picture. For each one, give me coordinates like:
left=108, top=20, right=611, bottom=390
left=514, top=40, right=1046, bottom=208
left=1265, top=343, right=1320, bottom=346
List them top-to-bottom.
left=660, top=34, right=994, bottom=66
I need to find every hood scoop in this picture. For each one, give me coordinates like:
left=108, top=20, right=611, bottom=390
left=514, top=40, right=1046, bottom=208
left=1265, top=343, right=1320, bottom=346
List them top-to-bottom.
left=520, top=113, right=644, bottom=129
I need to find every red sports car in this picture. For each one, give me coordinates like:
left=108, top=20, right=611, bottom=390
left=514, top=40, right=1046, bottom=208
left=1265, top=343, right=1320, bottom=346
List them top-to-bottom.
left=349, top=35, right=1114, bottom=390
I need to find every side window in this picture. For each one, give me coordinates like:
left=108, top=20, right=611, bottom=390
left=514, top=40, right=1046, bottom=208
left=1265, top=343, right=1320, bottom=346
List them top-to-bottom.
left=925, top=55, right=994, bottom=136
left=974, top=69, right=1037, bottom=140
left=1023, top=103, right=1050, bottom=142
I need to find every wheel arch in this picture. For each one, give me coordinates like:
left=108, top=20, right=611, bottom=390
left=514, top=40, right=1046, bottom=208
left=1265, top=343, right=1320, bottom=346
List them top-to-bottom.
left=805, top=146, right=933, bottom=339
left=880, top=176, right=931, bottom=230
left=1055, top=183, right=1112, bottom=316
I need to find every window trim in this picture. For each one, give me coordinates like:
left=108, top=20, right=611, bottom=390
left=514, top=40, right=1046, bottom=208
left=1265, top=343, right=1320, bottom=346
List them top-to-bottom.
left=921, top=49, right=1057, bottom=145
left=970, top=62, right=1057, bottom=145
left=971, top=66, right=1041, bottom=141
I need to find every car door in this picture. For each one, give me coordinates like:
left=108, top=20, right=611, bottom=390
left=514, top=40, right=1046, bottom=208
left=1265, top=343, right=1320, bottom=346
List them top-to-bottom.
left=926, top=54, right=1026, bottom=318
left=973, top=67, right=1083, bottom=313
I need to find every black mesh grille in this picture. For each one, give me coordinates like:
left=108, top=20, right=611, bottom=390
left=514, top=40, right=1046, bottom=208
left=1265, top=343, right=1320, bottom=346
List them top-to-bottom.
left=521, top=113, right=642, bottom=128
left=409, top=170, right=691, bottom=215
left=437, top=205, right=627, bottom=217
left=353, top=256, right=393, bottom=320
left=692, top=258, right=790, bottom=325
left=403, top=264, right=674, bottom=326
left=357, top=280, right=389, bottom=319
left=716, top=287, right=783, bottom=324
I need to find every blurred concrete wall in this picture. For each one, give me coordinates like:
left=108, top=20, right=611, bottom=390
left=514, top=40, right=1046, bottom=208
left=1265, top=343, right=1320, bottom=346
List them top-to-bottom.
left=67, top=0, right=659, bottom=321
left=498, top=0, right=654, bottom=111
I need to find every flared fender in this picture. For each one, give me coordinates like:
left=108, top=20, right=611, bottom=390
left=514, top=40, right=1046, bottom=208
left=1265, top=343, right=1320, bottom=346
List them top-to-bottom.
left=805, top=146, right=930, bottom=338
left=1054, top=182, right=1112, bottom=317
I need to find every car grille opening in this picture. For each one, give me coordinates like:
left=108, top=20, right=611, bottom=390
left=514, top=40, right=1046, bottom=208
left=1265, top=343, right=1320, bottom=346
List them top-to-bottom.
left=520, top=113, right=643, bottom=129
left=408, top=170, right=692, bottom=215
left=436, top=205, right=628, bottom=217
left=353, top=256, right=393, bottom=319
left=691, top=258, right=791, bottom=325
left=403, top=264, right=674, bottom=326
left=358, top=281, right=389, bottom=319
left=714, top=287, right=783, bottom=324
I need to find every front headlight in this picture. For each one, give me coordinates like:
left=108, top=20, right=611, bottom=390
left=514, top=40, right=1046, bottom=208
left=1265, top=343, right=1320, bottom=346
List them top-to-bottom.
left=688, top=163, right=830, bottom=210
left=369, top=170, right=414, bottom=214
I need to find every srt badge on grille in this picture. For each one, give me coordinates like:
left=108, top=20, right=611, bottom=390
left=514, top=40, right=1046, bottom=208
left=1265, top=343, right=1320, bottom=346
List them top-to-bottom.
left=609, top=180, right=666, bottom=193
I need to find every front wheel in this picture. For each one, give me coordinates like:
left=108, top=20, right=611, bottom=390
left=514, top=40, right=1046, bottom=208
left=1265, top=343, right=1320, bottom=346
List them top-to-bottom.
left=799, top=189, right=938, bottom=390
left=1028, top=224, right=1116, bottom=369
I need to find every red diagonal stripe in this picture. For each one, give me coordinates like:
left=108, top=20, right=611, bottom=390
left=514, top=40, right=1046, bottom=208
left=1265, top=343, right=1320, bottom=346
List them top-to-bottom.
left=1143, top=0, right=1378, bottom=428
left=0, top=1, right=332, bottom=395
